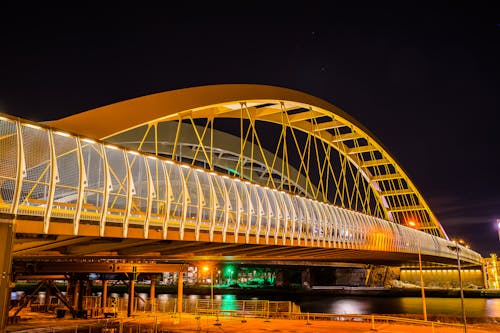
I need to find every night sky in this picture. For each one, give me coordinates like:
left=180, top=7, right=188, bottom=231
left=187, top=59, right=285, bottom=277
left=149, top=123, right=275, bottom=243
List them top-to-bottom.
left=1, top=3, right=499, bottom=257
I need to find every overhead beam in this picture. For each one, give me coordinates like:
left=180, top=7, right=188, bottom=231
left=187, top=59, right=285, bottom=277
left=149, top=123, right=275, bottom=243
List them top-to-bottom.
left=13, top=236, right=97, bottom=255
left=65, top=239, right=159, bottom=255
left=189, top=243, right=246, bottom=254
left=15, top=262, right=188, bottom=274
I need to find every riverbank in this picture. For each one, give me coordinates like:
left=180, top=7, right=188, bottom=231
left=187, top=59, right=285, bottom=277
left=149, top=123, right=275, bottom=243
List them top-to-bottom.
left=122, top=285, right=500, bottom=298
left=298, top=286, right=500, bottom=298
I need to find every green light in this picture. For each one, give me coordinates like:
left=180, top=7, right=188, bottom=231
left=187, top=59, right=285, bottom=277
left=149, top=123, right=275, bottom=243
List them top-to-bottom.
left=223, top=265, right=236, bottom=284
left=225, top=267, right=234, bottom=275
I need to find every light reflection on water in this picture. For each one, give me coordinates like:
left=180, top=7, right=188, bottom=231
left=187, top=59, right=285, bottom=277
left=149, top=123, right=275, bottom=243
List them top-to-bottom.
left=155, top=294, right=500, bottom=317
left=220, top=294, right=238, bottom=311
left=295, top=297, right=500, bottom=317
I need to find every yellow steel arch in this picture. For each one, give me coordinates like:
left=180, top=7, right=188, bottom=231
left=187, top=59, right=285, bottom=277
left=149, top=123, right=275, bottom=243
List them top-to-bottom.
left=50, top=84, right=448, bottom=239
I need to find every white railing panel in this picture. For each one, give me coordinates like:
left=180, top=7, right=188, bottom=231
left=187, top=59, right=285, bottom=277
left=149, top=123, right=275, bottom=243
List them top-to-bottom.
left=0, top=117, right=18, bottom=214
left=17, top=124, right=51, bottom=217
left=51, top=131, right=79, bottom=220
left=79, top=139, right=105, bottom=223
left=104, top=145, right=128, bottom=224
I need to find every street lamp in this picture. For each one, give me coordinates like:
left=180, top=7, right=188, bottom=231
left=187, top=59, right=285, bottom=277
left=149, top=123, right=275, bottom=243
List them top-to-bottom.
left=408, top=220, right=427, bottom=321
left=416, top=238, right=427, bottom=321
left=447, top=242, right=467, bottom=333
left=202, top=265, right=214, bottom=315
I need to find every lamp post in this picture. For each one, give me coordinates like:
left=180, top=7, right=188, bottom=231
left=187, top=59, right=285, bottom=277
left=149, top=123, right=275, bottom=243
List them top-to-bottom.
left=409, top=221, right=427, bottom=321
left=417, top=238, right=427, bottom=321
left=448, top=242, right=467, bottom=333
left=203, top=266, right=214, bottom=315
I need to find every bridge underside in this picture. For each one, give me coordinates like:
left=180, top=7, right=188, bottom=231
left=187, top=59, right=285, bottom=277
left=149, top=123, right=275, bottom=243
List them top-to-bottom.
left=12, top=220, right=469, bottom=268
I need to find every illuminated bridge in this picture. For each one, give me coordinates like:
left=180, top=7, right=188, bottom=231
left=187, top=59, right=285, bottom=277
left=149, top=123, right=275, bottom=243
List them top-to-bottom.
left=0, top=85, right=483, bottom=323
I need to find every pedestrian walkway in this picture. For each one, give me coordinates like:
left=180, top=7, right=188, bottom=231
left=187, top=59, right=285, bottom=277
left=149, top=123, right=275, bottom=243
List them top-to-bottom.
left=6, top=311, right=498, bottom=333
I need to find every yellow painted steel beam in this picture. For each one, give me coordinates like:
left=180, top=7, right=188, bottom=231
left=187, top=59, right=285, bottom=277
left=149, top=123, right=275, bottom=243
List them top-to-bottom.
left=255, top=105, right=299, bottom=117
left=287, top=110, right=325, bottom=123
left=312, top=120, right=345, bottom=131
left=330, top=132, right=364, bottom=142
left=348, top=145, right=379, bottom=155
left=361, top=158, right=391, bottom=167
left=371, top=173, right=403, bottom=182
left=380, top=189, right=415, bottom=196
left=386, top=205, right=426, bottom=212
left=13, top=237, right=96, bottom=255
left=63, top=239, right=158, bottom=256
left=17, top=262, right=188, bottom=273
left=13, top=275, right=67, bottom=280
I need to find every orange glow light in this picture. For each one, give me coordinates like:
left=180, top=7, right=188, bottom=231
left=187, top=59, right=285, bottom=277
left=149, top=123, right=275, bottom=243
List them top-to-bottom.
left=408, top=221, right=416, bottom=227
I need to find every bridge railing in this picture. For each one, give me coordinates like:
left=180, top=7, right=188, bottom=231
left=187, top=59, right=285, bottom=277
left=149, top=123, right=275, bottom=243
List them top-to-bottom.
left=0, top=114, right=482, bottom=264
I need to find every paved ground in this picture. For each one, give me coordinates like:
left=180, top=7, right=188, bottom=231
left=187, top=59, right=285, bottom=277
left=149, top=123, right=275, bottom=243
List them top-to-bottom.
left=6, top=311, right=499, bottom=333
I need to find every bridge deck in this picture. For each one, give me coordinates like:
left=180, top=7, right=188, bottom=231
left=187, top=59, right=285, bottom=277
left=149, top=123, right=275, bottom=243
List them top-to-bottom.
left=0, top=115, right=482, bottom=266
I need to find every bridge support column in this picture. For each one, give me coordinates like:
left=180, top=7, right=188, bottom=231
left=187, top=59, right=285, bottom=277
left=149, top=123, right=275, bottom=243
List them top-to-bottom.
left=0, top=219, right=15, bottom=333
left=177, top=272, right=183, bottom=314
left=150, top=275, right=156, bottom=312
left=77, top=278, right=85, bottom=312
left=127, top=278, right=135, bottom=317
left=73, top=279, right=80, bottom=309
left=102, top=279, right=108, bottom=309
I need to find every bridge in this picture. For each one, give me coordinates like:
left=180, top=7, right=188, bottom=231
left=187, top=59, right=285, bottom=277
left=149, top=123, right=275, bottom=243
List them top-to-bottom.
left=0, top=84, right=483, bottom=326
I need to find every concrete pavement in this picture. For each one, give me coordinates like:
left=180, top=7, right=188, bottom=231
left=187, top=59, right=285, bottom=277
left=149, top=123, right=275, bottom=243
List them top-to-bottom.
left=6, top=311, right=498, bottom=333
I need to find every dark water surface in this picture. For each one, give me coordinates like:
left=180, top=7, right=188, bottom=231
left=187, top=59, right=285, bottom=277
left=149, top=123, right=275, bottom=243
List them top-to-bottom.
left=190, top=294, right=500, bottom=318
left=292, top=296, right=500, bottom=317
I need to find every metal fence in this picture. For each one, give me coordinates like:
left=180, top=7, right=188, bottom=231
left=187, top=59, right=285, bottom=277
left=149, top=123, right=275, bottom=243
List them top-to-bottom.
left=107, top=297, right=297, bottom=319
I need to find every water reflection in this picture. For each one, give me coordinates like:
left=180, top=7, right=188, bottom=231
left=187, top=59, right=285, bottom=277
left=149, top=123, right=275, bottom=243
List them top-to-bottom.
left=151, top=293, right=500, bottom=317
left=221, top=294, right=237, bottom=311
left=295, top=296, right=500, bottom=317
left=297, top=297, right=399, bottom=315
left=327, top=299, right=372, bottom=314
left=485, top=299, right=500, bottom=317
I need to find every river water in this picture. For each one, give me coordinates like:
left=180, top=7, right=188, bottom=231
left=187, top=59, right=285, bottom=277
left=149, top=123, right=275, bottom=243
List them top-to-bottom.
left=203, top=294, right=500, bottom=318
left=292, top=296, right=500, bottom=318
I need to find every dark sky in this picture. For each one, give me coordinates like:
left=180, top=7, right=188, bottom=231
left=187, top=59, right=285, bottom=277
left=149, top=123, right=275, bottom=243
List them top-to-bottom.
left=1, top=3, right=499, bottom=257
